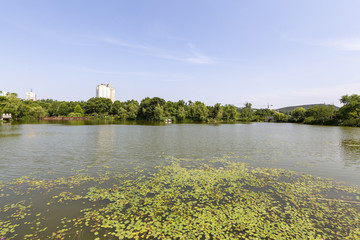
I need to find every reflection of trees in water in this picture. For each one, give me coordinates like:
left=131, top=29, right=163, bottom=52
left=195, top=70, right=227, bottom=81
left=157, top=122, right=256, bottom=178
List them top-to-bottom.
left=341, top=139, right=360, bottom=166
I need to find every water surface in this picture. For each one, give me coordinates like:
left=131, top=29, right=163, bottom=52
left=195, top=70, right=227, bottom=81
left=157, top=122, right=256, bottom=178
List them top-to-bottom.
left=1, top=122, right=360, bottom=185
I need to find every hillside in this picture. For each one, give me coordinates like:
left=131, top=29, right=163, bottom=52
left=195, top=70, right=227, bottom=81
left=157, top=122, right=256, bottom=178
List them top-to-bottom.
left=277, top=104, right=340, bottom=113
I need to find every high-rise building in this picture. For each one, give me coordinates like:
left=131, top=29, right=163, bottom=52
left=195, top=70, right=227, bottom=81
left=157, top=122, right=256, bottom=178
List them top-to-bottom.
left=96, top=84, right=115, bottom=103
left=25, top=90, right=37, bottom=101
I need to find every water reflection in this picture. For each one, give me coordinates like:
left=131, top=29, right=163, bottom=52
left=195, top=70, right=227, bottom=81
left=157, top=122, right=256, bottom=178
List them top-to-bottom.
left=0, top=124, right=21, bottom=134
left=94, top=125, right=116, bottom=165
left=337, top=126, right=360, bottom=167
left=341, top=139, right=360, bottom=166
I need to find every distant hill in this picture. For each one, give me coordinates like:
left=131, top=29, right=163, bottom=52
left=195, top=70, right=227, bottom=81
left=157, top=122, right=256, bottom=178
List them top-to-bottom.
left=277, top=104, right=340, bottom=113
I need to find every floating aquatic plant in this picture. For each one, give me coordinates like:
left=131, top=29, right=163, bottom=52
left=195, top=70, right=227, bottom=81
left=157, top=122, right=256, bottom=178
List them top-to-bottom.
left=0, top=156, right=359, bottom=239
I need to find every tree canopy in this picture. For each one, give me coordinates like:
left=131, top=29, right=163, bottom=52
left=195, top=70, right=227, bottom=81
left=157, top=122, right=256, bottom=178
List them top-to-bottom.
left=2, top=93, right=360, bottom=126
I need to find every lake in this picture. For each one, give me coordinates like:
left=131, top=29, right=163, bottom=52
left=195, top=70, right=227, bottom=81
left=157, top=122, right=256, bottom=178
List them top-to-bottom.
left=1, top=121, right=360, bottom=239
left=1, top=121, right=360, bottom=185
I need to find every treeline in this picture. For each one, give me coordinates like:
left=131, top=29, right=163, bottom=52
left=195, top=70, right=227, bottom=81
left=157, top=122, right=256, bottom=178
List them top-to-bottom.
left=1, top=93, right=360, bottom=126
left=281, top=94, right=360, bottom=127
left=0, top=95, right=261, bottom=122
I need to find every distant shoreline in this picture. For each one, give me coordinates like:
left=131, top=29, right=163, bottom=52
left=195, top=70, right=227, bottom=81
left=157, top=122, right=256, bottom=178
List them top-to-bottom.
left=41, top=117, right=90, bottom=121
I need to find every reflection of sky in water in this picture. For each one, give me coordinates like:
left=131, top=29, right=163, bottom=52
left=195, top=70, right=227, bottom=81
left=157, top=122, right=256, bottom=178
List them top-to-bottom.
left=1, top=123, right=360, bottom=186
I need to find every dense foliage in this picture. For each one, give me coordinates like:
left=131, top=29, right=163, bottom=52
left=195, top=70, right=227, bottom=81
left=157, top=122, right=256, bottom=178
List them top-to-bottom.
left=2, top=93, right=360, bottom=126
left=0, top=95, right=246, bottom=122
left=283, top=95, right=360, bottom=126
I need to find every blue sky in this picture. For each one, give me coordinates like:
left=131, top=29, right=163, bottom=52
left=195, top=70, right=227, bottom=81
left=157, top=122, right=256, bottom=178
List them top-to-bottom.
left=1, top=1, right=360, bottom=108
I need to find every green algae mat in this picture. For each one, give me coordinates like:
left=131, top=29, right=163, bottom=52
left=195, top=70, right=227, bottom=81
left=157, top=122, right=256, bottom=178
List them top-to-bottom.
left=1, top=157, right=359, bottom=239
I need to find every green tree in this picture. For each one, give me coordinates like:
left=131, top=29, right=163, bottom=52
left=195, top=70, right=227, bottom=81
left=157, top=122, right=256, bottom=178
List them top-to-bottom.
left=2, top=94, right=26, bottom=118
left=339, top=94, right=360, bottom=120
left=0, top=96, right=8, bottom=116
left=84, top=97, right=112, bottom=115
left=138, top=97, right=166, bottom=121
left=39, top=99, right=55, bottom=104
left=111, top=100, right=129, bottom=120
left=174, top=100, right=187, bottom=121
left=48, top=101, right=61, bottom=116
left=111, top=101, right=126, bottom=116
left=126, top=101, right=139, bottom=120
left=164, top=101, right=177, bottom=119
left=188, top=101, right=209, bottom=121
left=37, top=102, right=51, bottom=113
left=58, top=102, right=71, bottom=116
left=240, top=102, right=255, bottom=121
left=208, top=103, right=223, bottom=121
left=68, top=104, right=84, bottom=117
left=74, top=104, right=84, bottom=114
left=154, top=104, right=165, bottom=121
left=222, top=104, right=237, bottom=121
left=305, top=105, right=336, bottom=124
left=28, top=106, right=48, bottom=119
left=177, top=106, right=186, bottom=121
left=118, top=107, right=128, bottom=120
left=291, top=107, right=306, bottom=122
left=255, top=108, right=273, bottom=121
left=273, top=112, right=288, bottom=122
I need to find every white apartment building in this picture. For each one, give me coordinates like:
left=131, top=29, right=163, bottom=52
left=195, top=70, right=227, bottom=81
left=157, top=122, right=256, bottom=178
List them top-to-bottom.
left=96, top=84, right=115, bottom=103
left=26, top=90, right=37, bottom=101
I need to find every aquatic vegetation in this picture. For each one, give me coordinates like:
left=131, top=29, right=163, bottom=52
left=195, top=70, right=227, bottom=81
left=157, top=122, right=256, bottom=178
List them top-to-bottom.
left=0, top=157, right=359, bottom=239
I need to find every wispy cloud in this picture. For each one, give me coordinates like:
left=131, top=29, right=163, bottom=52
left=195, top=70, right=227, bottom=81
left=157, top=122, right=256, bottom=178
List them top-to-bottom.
left=286, top=35, right=360, bottom=52
left=102, top=37, right=215, bottom=64
left=102, top=38, right=151, bottom=51
left=157, top=44, right=214, bottom=64
left=82, top=67, right=190, bottom=82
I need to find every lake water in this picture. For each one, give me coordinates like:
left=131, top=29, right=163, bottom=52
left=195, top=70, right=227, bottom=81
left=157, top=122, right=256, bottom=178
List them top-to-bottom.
left=1, top=121, right=360, bottom=186
left=1, top=121, right=360, bottom=239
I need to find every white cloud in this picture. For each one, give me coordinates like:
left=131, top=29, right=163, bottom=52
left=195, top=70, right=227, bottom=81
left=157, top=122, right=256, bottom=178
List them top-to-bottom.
left=102, top=37, right=215, bottom=64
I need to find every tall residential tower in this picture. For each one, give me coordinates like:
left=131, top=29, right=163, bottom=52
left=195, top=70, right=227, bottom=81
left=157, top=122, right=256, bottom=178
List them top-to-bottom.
left=96, top=84, right=115, bottom=103
left=25, top=89, right=37, bottom=101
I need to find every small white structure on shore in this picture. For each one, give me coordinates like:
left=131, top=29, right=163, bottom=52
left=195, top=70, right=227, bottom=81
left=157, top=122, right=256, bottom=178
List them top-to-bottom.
left=1, top=113, right=12, bottom=121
